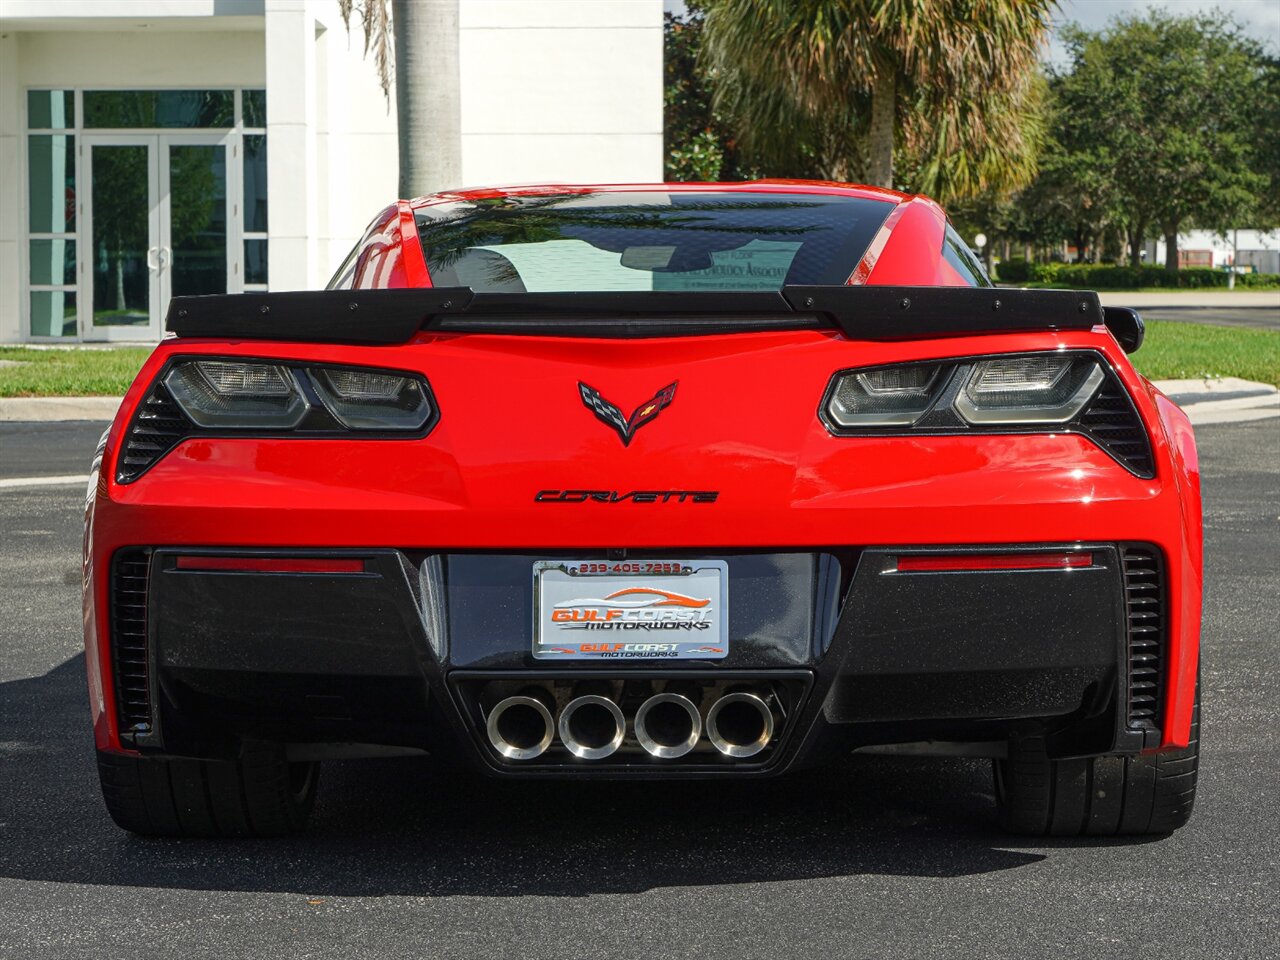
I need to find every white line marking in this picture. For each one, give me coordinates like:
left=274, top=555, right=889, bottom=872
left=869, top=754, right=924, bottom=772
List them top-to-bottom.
left=1180, top=393, right=1280, bottom=415
left=1188, top=407, right=1280, bottom=426
left=0, top=474, right=88, bottom=489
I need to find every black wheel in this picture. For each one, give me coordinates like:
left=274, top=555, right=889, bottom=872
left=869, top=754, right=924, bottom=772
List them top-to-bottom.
left=994, top=686, right=1199, bottom=837
left=96, top=745, right=319, bottom=838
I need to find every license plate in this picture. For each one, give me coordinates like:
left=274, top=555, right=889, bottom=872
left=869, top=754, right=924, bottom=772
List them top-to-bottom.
left=533, top=559, right=728, bottom=660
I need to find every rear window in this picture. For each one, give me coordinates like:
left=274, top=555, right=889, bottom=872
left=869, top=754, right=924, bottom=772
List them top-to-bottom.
left=413, top=192, right=893, bottom=293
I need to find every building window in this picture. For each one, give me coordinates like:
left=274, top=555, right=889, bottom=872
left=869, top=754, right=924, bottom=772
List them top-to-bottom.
left=243, top=89, right=267, bottom=127
left=27, top=90, right=74, bottom=129
left=83, top=90, right=235, bottom=129
left=241, top=92, right=268, bottom=288
left=27, top=126, right=77, bottom=337
left=27, top=134, right=75, bottom=234
left=243, top=134, right=268, bottom=232
left=29, top=239, right=77, bottom=286
left=244, top=239, right=269, bottom=285
left=29, top=291, right=77, bottom=339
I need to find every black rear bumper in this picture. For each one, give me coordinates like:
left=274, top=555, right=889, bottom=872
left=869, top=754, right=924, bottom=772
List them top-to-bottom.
left=115, top=544, right=1159, bottom=775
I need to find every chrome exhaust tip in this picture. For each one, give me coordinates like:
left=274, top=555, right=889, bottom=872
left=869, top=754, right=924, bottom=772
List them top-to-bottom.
left=706, top=691, right=774, bottom=758
left=635, top=692, right=702, bottom=759
left=486, top=694, right=555, bottom=760
left=558, top=694, right=625, bottom=760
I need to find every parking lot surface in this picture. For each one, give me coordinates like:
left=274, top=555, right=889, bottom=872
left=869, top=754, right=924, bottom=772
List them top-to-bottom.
left=1, top=417, right=1277, bottom=959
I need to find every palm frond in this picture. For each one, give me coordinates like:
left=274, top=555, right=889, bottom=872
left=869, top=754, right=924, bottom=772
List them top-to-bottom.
left=337, top=0, right=394, bottom=103
left=699, top=0, right=1054, bottom=194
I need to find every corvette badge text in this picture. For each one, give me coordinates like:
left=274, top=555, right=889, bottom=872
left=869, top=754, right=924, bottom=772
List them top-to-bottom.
left=535, top=489, right=719, bottom=503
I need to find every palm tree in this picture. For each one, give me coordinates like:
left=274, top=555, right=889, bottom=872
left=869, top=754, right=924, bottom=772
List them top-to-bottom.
left=338, top=0, right=461, bottom=199
left=698, top=0, right=1053, bottom=200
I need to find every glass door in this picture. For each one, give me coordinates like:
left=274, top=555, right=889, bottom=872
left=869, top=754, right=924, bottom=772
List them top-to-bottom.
left=82, top=133, right=234, bottom=340
left=159, top=134, right=232, bottom=304
left=83, top=136, right=161, bottom=340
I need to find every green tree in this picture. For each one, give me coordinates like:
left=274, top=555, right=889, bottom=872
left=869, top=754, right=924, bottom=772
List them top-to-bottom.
left=339, top=0, right=461, bottom=199
left=697, top=0, right=1053, bottom=202
left=664, top=4, right=746, bottom=181
left=1049, top=12, right=1269, bottom=271
left=1253, top=54, right=1280, bottom=227
left=1033, top=90, right=1126, bottom=264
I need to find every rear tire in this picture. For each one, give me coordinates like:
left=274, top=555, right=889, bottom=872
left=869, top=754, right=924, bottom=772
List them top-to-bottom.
left=994, top=685, right=1199, bottom=837
left=96, top=745, right=318, bottom=838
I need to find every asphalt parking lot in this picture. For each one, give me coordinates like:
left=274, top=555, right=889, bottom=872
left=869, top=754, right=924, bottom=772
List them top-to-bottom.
left=1139, top=306, right=1280, bottom=330
left=1, top=417, right=1277, bottom=960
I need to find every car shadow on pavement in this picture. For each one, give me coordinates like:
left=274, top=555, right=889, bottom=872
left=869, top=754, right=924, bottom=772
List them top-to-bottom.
left=1, top=654, right=1060, bottom=898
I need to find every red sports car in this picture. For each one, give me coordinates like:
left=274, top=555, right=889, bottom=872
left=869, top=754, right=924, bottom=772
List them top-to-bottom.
left=84, top=182, right=1202, bottom=838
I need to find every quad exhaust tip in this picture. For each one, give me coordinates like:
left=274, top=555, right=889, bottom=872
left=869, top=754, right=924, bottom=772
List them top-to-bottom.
left=486, top=684, right=777, bottom=762
left=706, top=691, right=774, bottom=759
left=635, top=692, right=702, bottom=759
left=486, top=693, right=555, bottom=760
left=558, top=694, right=626, bottom=760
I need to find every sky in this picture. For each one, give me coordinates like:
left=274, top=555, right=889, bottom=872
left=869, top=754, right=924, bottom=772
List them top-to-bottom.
left=1048, top=0, right=1280, bottom=63
left=663, top=1, right=1280, bottom=63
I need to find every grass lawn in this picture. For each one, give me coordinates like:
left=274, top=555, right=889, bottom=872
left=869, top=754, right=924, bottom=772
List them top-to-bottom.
left=1009, top=282, right=1280, bottom=292
left=1134, top=320, right=1280, bottom=385
left=0, top=346, right=152, bottom=398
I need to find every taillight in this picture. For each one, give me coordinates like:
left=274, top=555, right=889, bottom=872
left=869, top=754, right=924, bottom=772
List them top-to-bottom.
left=820, top=350, right=1153, bottom=477
left=954, top=355, right=1103, bottom=425
left=116, top=358, right=438, bottom=482
left=164, top=361, right=310, bottom=429
left=826, top=362, right=945, bottom=427
left=309, top=367, right=433, bottom=430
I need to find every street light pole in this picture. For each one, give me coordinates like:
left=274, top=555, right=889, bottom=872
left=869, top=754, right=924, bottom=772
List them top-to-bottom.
left=1229, top=228, right=1238, bottom=290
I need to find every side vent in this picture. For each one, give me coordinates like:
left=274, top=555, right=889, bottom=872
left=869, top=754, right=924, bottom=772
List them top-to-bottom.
left=1077, top=378, right=1155, bottom=478
left=116, top=381, right=191, bottom=483
left=1121, top=545, right=1164, bottom=731
left=111, top=549, right=153, bottom=736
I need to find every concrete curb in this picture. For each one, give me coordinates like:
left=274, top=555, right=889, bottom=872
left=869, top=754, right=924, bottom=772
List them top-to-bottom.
left=992, top=288, right=1280, bottom=308
left=1099, top=291, right=1280, bottom=308
left=1151, top=377, right=1277, bottom=405
left=1150, top=378, right=1279, bottom=425
left=0, top=396, right=122, bottom=422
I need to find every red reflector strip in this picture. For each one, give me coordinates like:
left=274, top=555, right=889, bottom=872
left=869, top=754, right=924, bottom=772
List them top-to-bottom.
left=896, top=552, right=1091, bottom=573
left=175, top=556, right=366, bottom=573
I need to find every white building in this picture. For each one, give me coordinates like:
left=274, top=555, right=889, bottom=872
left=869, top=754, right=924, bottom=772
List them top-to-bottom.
left=0, top=0, right=663, bottom=343
left=1143, top=229, right=1280, bottom=274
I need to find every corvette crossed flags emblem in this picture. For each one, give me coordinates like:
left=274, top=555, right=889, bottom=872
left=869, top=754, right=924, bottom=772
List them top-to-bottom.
left=578, top=381, right=678, bottom=447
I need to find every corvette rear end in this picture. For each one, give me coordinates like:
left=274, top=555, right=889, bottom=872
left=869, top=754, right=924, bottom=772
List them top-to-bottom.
left=84, top=184, right=1202, bottom=839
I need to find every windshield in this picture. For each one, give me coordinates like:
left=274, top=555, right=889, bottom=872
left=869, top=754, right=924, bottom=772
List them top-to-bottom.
left=413, top=192, right=893, bottom=293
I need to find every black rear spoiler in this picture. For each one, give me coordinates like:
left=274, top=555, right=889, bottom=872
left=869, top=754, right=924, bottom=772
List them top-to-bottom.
left=164, top=285, right=1142, bottom=351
